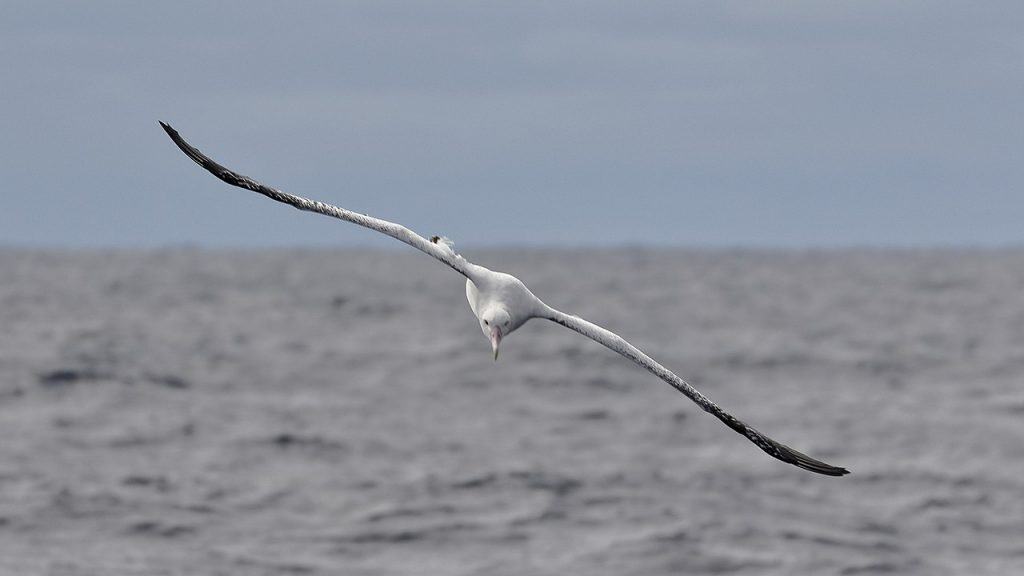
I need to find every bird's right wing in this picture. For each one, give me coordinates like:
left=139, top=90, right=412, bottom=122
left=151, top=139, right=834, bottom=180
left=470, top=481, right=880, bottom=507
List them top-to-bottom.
left=159, top=122, right=485, bottom=281
left=540, top=306, right=849, bottom=476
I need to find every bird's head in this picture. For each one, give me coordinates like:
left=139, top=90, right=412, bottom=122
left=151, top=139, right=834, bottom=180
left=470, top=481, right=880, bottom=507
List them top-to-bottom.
left=479, top=306, right=513, bottom=360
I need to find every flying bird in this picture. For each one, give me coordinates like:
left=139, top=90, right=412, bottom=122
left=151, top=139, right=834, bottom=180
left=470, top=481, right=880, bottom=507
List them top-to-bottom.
left=159, top=122, right=849, bottom=477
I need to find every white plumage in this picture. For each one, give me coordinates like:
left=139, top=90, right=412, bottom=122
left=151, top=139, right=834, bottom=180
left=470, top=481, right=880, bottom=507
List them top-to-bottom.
left=160, top=122, right=849, bottom=477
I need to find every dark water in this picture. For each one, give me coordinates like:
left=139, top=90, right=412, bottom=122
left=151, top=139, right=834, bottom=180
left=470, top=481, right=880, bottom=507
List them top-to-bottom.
left=0, top=248, right=1022, bottom=575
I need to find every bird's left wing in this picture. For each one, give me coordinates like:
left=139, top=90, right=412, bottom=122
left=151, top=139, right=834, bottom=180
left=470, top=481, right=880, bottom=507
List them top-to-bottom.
left=159, top=122, right=484, bottom=281
left=540, top=306, right=849, bottom=476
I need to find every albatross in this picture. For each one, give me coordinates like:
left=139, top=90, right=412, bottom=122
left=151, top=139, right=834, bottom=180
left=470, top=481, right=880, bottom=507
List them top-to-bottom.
left=159, top=122, right=849, bottom=477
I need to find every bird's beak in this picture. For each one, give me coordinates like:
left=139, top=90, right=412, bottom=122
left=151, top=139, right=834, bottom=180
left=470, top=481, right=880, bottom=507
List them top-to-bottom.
left=489, top=326, right=502, bottom=361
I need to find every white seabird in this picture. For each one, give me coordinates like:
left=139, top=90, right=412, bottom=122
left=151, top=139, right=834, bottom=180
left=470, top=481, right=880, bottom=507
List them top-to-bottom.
left=159, top=122, right=849, bottom=477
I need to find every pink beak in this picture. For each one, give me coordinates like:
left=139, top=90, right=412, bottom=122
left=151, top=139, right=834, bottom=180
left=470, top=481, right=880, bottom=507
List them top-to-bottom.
left=489, top=326, right=502, bottom=360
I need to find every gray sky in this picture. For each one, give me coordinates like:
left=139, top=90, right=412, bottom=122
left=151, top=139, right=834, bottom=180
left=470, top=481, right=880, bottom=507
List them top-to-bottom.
left=2, top=1, right=1021, bottom=248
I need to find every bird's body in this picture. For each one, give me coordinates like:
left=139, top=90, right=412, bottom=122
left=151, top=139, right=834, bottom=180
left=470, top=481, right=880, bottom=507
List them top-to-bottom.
left=159, top=121, right=850, bottom=477
left=465, top=269, right=542, bottom=356
left=466, top=270, right=542, bottom=323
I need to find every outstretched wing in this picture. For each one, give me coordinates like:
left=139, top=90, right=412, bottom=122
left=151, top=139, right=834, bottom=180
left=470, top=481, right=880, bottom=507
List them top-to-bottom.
left=159, top=122, right=484, bottom=281
left=541, top=306, right=849, bottom=476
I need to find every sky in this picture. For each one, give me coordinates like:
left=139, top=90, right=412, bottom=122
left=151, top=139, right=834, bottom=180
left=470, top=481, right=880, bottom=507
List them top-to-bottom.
left=1, top=1, right=1022, bottom=248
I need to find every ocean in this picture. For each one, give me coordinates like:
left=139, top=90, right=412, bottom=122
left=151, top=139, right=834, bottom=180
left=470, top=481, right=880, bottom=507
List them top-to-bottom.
left=0, top=247, right=1021, bottom=575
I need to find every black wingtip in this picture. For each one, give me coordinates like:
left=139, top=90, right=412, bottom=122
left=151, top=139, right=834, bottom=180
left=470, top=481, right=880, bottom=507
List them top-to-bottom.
left=157, top=121, right=219, bottom=173
left=158, top=121, right=179, bottom=144
left=714, top=410, right=849, bottom=477
left=761, top=433, right=850, bottom=477
left=780, top=443, right=850, bottom=476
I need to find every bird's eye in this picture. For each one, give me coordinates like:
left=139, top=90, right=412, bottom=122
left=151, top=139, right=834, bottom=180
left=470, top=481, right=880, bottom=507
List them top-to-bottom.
left=483, top=319, right=489, bottom=326
left=504, top=320, right=509, bottom=327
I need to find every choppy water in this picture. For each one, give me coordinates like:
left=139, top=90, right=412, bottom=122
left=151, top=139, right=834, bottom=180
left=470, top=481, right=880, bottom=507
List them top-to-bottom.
left=0, top=248, right=1022, bottom=575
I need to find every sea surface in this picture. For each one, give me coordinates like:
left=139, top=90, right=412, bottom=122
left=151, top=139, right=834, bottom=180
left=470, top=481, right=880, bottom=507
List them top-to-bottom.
left=0, top=247, right=1022, bottom=575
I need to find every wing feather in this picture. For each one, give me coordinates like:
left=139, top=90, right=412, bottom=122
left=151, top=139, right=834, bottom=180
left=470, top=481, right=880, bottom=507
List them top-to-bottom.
left=159, top=122, right=483, bottom=281
left=542, top=307, right=849, bottom=476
